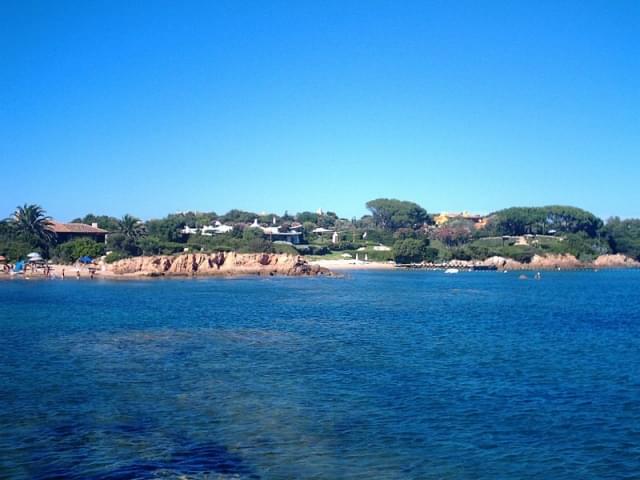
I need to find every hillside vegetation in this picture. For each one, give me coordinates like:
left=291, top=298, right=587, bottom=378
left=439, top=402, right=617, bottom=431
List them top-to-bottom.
left=1, top=201, right=639, bottom=265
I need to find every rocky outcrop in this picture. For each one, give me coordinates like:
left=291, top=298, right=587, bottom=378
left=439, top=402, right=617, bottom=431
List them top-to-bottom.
left=105, top=252, right=331, bottom=277
left=448, top=253, right=640, bottom=270
left=529, top=254, right=583, bottom=270
left=593, top=254, right=640, bottom=268
left=480, top=256, right=525, bottom=270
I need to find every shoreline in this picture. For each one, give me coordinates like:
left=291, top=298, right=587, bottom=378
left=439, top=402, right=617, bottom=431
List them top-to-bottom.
left=2, top=253, right=638, bottom=280
left=309, top=259, right=396, bottom=271
left=3, top=262, right=638, bottom=281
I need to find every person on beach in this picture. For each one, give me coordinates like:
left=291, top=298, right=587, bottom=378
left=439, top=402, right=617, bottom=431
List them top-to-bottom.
left=62, top=268, right=65, bottom=279
left=76, top=268, right=80, bottom=280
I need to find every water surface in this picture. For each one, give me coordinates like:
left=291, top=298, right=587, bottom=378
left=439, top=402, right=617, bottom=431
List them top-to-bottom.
left=1, top=270, right=639, bottom=479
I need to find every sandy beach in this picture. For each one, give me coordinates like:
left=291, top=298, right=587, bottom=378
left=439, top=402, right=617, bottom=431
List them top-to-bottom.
left=309, top=259, right=396, bottom=270
left=0, top=263, right=106, bottom=280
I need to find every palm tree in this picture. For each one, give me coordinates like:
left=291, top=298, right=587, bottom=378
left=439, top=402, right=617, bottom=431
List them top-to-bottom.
left=11, top=204, right=56, bottom=247
left=117, top=214, right=145, bottom=240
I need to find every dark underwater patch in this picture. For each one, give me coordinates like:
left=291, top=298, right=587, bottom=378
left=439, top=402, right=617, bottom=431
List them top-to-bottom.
left=98, top=441, right=259, bottom=479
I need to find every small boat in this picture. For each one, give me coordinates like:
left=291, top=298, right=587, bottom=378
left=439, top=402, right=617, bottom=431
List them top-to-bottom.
left=444, top=268, right=459, bottom=274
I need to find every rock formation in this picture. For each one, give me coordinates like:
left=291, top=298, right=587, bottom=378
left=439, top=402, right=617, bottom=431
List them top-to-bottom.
left=105, top=252, right=331, bottom=277
left=449, top=253, right=640, bottom=270
left=592, top=254, right=640, bottom=268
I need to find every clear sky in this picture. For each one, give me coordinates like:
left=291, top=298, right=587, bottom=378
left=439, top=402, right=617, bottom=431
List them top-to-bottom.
left=1, top=0, right=638, bottom=221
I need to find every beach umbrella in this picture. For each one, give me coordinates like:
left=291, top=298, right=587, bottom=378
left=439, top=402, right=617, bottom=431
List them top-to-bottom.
left=27, top=253, right=42, bottom=262
left=79, top=256, right=93, bottom=264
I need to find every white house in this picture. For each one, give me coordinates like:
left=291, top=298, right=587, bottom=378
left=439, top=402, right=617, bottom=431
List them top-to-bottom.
left=181, top=223, right=234, bottom=236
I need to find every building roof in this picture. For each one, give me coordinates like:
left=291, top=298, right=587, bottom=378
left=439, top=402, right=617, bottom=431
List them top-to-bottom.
left=48, top=221, right=108, bottom=234
left=263, top=226, right=301, bottom=236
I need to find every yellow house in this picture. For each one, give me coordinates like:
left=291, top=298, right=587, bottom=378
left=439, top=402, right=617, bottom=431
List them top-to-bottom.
left=434, top=212, right=488, bottom=229
left=434, top=213, right=453, bottom=226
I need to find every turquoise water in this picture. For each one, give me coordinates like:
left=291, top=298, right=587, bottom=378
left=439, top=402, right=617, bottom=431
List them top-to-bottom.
left=1, top=270, right=639, bottom=479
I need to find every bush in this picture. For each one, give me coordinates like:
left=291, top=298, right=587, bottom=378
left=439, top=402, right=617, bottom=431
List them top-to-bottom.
left=604, top=217, right=640, bottom=259
left=242, top=228, right=265, bottom=242
left=361, top=229, right=395, bottom=245
left=549, top=232, right=610, bottom=261
left=106, top=233, right=141, bottom=256
left=187, top=233, right=242, bottom=252
left=138, top=236, right=184, bottom=255
left=52, top=238, right=106, bottom=263
left=238, top=238, right=274, bottom=253
left=1, top=239, right=39, bottom=262
left=393, top=239, right=435, bottom=264
left=333, top=241, right=360, bottom=251
left=273, top=243, right=299, bottom=255
left=301, top=245, right=331, bottom=255
left=501, top=246, right=536, bottom=263
left=423, top=247, right=439, bottom=262
left=449, top=247, right=472, bottom=261
left=360, top=249, right=395, bottom=262
left=105, top=251, right=128, bottom=263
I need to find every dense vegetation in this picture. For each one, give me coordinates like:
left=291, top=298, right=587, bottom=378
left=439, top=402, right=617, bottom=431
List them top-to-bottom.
left=1, top=201, right=640, bottom=265
left=485, top=206, right=603, bottom=237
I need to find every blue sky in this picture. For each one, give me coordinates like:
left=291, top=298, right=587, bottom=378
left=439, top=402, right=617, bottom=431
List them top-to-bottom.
left=1, top=0, right=638, bottom=221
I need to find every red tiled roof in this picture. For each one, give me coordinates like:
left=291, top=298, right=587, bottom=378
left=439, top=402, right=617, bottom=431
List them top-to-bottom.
left=48, top=221, right=108, bottom=234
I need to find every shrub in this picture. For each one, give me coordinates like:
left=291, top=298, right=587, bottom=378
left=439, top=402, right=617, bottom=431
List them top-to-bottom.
left=549, top=232, right=610, bottom=261
left=106, top=233, right=141, bottom=256
left=138, top=237, right=185, bottom=255
left=52, top=238, right=105, bottom=263
left=238, top=238, right=274, bottom=253
left=1, top=239, right=38, bottom=262
left=393, top=239, right=434, bottom=264
left=333, top=241, right=360, bottom=251
left=273, top=243, right=298, bottom=255
left=502, top=247, right=536, bottom=264
left=105, top=251, right=128, bottom=263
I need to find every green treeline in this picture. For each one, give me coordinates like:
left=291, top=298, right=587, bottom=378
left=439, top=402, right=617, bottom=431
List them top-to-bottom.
left=1, top=200, right=640, bottom=265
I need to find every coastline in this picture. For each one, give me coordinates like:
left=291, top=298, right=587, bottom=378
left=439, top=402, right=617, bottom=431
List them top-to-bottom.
left=2, top=253, right=638, bottom=281
left=309, top=259, right=396, bottom=271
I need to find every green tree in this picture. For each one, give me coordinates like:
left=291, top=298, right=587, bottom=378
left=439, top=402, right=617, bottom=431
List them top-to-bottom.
left=366, top=198, right=430, bottom=230
left=9, top=204, right=56, bottom=252
left=487, top=206, right=603, bottom=237
left=220, top=209, right=257, bottom=224
left=296, top=211, right=320, bottom=224
left=71, top=214, right=120, bottom=231
left=117, top=214, right=145, bottom=240
left=146, top=216, right=186, bottom=242
left=604, top=217, right=640, bottom=260
left=237, top=227, right=273, bottom=252
left=242, top=227, right=264, bottom=242
left=106, top=232, right=141, bottom=257
left=550, top=232, right=609, bottom=260
left=137, top=236, right=184, bottom=255
left=52, top=238, right=106, bottom=263
left=392, top=238, right=437, bottom=263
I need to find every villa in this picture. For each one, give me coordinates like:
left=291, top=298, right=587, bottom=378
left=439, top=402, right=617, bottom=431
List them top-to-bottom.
left=434, top=212, right=488, bottom=229
left=181, top=219, right=302, bottom=244
left=48, top=221, right=108, bottom=243
left=181, top=221, right=234, bottom=236
left=261, top=226, right=302, bottom=244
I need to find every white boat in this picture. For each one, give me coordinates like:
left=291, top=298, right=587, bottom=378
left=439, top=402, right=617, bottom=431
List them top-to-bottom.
left=444, top=268, right=459, bottom=274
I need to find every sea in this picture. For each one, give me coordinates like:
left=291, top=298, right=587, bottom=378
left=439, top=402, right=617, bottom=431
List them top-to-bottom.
left=1, top=270, right=639, bottom=479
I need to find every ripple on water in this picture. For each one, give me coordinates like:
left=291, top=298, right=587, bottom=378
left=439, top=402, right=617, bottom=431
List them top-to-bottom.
left=1, top=271, right=640, bottom=479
